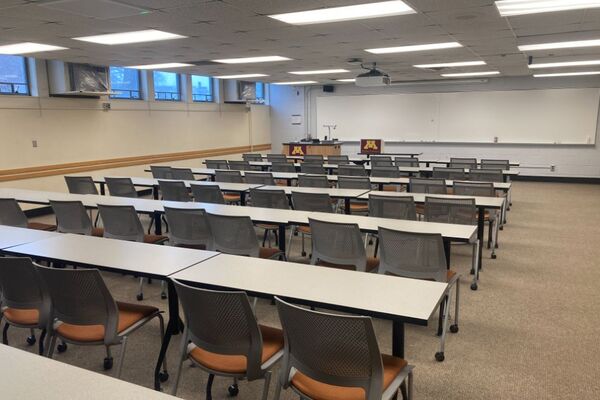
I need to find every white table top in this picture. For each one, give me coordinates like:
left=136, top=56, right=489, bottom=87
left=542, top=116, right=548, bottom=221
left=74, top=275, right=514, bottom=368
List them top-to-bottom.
left=89, top=176, right=261, bottom=193
left=258, top=185, right=370, bottom=199
left=359, top=191, right=506, bottom=209
left=0, top=225, right=62, bottom=249
left=5, top=234, right=219, bottom=278
left=171, top=254, right=448, bottom=325
left=0, top=344, right=177, bottom=400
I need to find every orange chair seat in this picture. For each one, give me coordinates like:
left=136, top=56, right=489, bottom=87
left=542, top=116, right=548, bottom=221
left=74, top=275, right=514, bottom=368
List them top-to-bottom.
left=224, top=193, right=241, bottom=202
left=350, top=203, right=369, bottom=212
left=415, top=204, right=425, bottom=214
left=27, top=222, right=56, bottom=231
left=258, top=223, right=279, bottom=231
left=297, top=226, right=311, bottom=234
left=91, top=227, right=104, bottom=237
left=143, top=234, right=168, bottom=244
left=259, top=247, right=282, bottom=259
left=317, top=257, right=379, bottom=272
left=447, top=269, right=457, bottom=282
left=55, top=302, right=158, bottom=342
left=3, top=308, right=39, bottom=325
left=189, top=325, right=283, bottom=374
left=291, top=354, right=407, bottom=400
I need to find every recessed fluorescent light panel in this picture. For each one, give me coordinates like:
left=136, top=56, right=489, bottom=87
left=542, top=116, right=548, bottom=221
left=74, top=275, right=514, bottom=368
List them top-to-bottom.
left=495, top=0, right=600, bottom=16
left=269, top=1, right=415, bottom=25
left=73, top=30, right=186, bottom=45
left=519, top=39, right=600, bottom=51
left=0, top=42, right=67, bottom=54
left=366, top=42, right=462, bottom=54
left=212, top=56, right=291, bottom=64
left=528, top=59, right=600, bottom=69
left=414, top=61, right=486, bottom=68
left=129, top=63, right=192, bottom=70
left=289, top=69, right=350, bottom=75
left=441, top=71, right=500, bottom=77
left=534, top=71, right=600, bottom=77
left=215, top=74, right=269, bottom=79
left=337, top=78, right=356, bottom=82
left=273, top=81, right=318, bottom=85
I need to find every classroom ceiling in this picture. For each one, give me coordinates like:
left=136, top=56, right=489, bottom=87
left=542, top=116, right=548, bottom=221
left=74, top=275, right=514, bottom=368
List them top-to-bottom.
left=1, top=0, right=600, bottom=83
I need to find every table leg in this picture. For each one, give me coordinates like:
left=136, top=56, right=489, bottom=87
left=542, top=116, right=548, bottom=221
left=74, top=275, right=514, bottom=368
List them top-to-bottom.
left=100, top=183, right=105, bottom=195
left=153, top=185, right=159, bottom=200
left=240, top=191, right=246, bottom=206
left=344, top=198, right=350, bottom=214
left=477, top=210, right=484, bottom=269
left=154, top=212, right=163, bottom=235
left=278, top=224, right=286, bottom=253
left=443, top=239, right=451, bottom=269
left=154, top=280, right=183, bottom=390
left=392, top=319, right=405, bottom=358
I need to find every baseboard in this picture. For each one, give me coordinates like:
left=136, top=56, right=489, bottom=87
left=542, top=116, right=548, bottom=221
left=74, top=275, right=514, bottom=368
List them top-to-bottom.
left=512, top=175, right=600, bottom=184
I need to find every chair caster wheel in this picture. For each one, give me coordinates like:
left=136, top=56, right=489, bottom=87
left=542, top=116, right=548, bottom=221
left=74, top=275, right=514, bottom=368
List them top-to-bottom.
left=500, top=226, right=504, bottom=231
left=368, top=239, right=373, bottom=245
left=301, top=251, right=306, bottom=257
left=491, top=254, right=497, bottom=259
left=469, top=269, right=474, bottom=275
left=470, top=283, right=478, bottom=291
left=161, top=292, right=167, bottom=299
left=136, top=293, right=143, bottom=301
left=450, top=325, right=459, bottom=333
left=26, top=335, right=36, bottom=346
left=57, top=343, right=68, bottom=353
left=435, top=352, right=445, bottom=362
left=103, top=357, right=113, bottom=370
left=159, top=372, right=169, bottom=382
left=228, top=384, right=239, bottom=396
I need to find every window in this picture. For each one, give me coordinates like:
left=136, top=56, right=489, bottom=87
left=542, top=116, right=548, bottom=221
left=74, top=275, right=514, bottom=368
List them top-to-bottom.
left=0, top=55, right=29, bottom=95
left=109, top=66, right=141, bottom=99
left=153, top=71, right=180, bottom=101
left=191, top=75, right=213, bottom=102
left=256, top=82, right=265, bottom=102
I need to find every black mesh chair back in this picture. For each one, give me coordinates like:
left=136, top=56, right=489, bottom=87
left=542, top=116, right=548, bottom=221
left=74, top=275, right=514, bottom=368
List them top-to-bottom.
left=243, top=153, right=263, bottom=162
left=266, top=154, right=287, bottom=163
left=303, top=155, right=324, bottom=164
left=327, top=155, right=349, bottom=164
left=394, top=157, right=420, bottom=167
left=449, top=158, right=477, bottom=169
left=371, top=159, right=394, bottom=167
left=481, top=159, right=509, bottom=170
left=206, top=160, right=229, bottom=170
left=229, top=160, right=252, bottom=171
left=271, top=162, right=296, bottom=173
left=301, top=164, right=326, bottom=175
left=338, top=164, right=367, bottom=176
left=150, top=166, right=173, bottom=179
left=371, top=166, right=401, bottom=178
left=432, top=167, right=467, bottom=180
left=171, top=168, right=196, bottom=181
left=469, top=169, right=503, bottom=182
left=215, top=170, right=243, bottom=183
left=245, top=172, right=276, bottom=185
left=298, top=174, right=329, bottom=188
left=64, top=176, right=98, bottom=195
left=338, top=176, right=371, bottom=190
left=105, top=177, right=138, bottom=198
left=409, top=178, right=447, bottom=194
left=158, top=180, right=190, bottom=202
left=453, top=181, right=495, bottom=197
left=190, top=184, right=225, bottom=204
left=249, top=189, right=290, bottom=210
left=291, top=192, right=333, bottom=213
left=369, top=195, right=417, bottom=220
left=424, top=197, right=476, bottom=225
left=0, top=198, right=28, bottom=228
left=50, top=200, right=92, bottom=235
left=98, top=204, right=144, bottom=242
left=164, top=206, right=212, bottom=249
left=206, top=213, right=260, bottom=257
left=309, top=218, right=367, bottom=271
left=378, top=228, right=447, bottom=282
left=0, top=257, right=50, bottom=327
left=35, top=266, right=120, bottom=343
left=172, top=281, right=264, bottom=379
left=276, top=298, right=384, bottom=399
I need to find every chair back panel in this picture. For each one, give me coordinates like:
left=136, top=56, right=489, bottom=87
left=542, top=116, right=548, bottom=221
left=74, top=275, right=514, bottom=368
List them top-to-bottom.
left=206, top=160, right=229, bottom=170
left=338, top=165, right=367, bottom=177
left=150, top=166, right=173, bottom=180
left=171, top=168, right=196, bottom=181
left=215, top=170, right=243, bottom=184
left=245, top=172, right=276, bottom=185
left=298, top=175, right=329, bottom=188
left=65, top=176, right=98, bottom=195
left=338, top=176, right=371, bottom=190
left=105, top=177, right=138, bottom=198
left=409, top=178, right=447, bottom=194
left=158, top=180, right=190, bottom=202
left=191, top=185, right=225, bottom=204
left=249, top=189, right=289, bottom=210
left=291, top=192, right=332, bottom=213
left=368, top=195, right=416, bottom=220
left=424, top=196, right=477, bottom=225
left=0, top=198, right=28, bottom=228
left=50, top=200, right=92, bottom=235
left=98, top=204, right=144, bottom=242
left=164, top=207, right=212, bottom=248
left=206, top=213, right=259, bottom=257
left=309, top=219, right=367, bottom=271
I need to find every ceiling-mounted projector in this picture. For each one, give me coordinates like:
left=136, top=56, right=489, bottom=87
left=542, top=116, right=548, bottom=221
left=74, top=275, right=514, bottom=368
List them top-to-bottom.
left=355, top=63, right=390, bottom=87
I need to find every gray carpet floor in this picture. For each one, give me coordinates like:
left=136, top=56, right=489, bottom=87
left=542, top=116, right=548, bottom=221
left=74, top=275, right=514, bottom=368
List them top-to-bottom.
left=4, top=181, right=600, bottom=399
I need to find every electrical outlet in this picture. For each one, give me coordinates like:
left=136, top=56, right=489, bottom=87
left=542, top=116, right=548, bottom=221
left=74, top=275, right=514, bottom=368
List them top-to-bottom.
left=102, top=102, right=111, bottom=110
left=32, top=140, right=38, bottom=148
left=550, top=165, right=556, bottom=172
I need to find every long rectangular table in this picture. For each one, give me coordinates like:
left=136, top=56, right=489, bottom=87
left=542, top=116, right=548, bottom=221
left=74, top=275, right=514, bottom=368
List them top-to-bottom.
left=257, top=185, right=371, bottom=214
left=0, top=225, right=61, bottom=249
left=2, top=233, right=219, bottom=391
left=170, top=253, right=448, bottom=359
left=0, top=344, right=178, bottom=399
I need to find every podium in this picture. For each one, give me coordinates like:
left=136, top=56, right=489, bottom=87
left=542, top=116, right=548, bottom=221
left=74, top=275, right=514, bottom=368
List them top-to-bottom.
left=283, top=142, right=342, bottom=157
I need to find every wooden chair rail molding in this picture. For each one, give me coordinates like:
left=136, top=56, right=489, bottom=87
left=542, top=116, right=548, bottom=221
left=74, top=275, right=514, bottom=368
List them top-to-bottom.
left=0, top=143, right=271, bottom=182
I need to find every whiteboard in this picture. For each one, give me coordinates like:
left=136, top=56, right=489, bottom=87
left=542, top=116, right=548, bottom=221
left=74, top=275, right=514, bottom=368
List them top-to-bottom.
left=316, top=88, right=600, bottom=144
